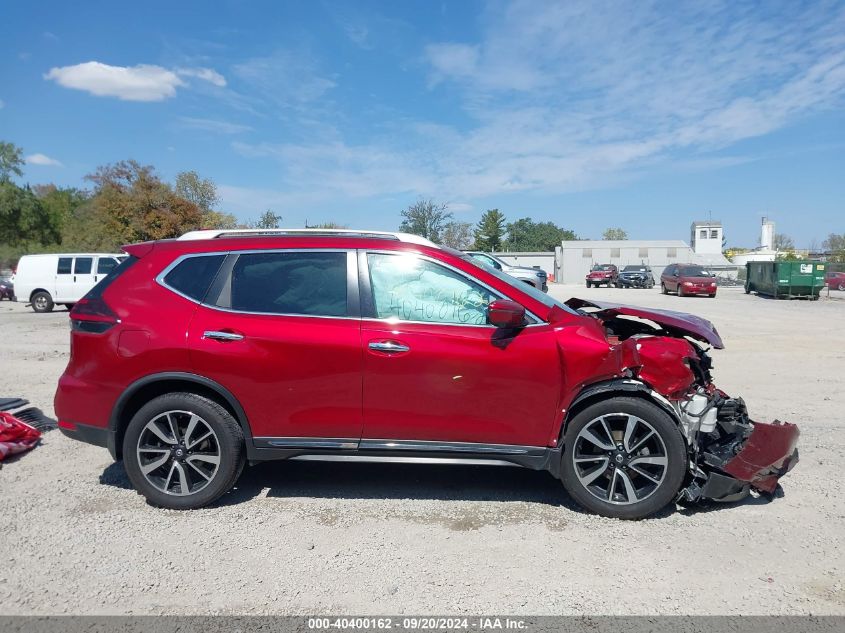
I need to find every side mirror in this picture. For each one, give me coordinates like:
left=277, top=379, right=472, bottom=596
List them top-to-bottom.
left=487, top=299, right=526, bottom=328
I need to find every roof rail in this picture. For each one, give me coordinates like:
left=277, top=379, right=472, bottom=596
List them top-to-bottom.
left=177, top=228, right=437, bottom=247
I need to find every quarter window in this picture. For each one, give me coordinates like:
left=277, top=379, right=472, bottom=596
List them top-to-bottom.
left=229, top=252, right=347, bottom=317
left=367, top=253, right=496, bottom=325
left=164, top=254, right=226, bottom=302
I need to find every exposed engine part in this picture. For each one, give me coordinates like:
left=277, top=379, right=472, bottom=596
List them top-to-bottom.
left=674, top=392, right=719, bottom=439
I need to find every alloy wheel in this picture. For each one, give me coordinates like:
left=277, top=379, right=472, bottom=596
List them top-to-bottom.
left=34, top=295, right=48, bottom=310
left=136, top=410, right=221, bottom=496
left=572, top=413, right=668, bottom=505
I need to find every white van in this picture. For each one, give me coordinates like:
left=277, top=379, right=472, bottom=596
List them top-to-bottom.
left=14, top=253, right=125, bottom=312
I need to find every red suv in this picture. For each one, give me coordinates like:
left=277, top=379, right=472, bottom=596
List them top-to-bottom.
left=55, top=229, right=798, bottom=519
left=585, top=264, right=618, bottom=288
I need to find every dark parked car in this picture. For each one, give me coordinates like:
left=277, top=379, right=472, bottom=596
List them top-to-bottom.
left=56, top=228, right=797, bottom=519
left=585, top=264, right=618, bottom=288
left=661, top=264, right=717, bottom=297
left=616, top=265, right=655, bottom=289
left=824, top=271, right=845, bottom=290
left=0, top=277, right=14, bottom=301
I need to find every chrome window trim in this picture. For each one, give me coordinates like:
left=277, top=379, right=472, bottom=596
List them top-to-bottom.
left=156, top=248, right=359, bottom=320
left=362, top=249, right=545, bottom=327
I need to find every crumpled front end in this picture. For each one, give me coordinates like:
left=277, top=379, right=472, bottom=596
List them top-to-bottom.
left=563, top=297, right=800, bottom=504
left=675, top=394, right=799, bottom=502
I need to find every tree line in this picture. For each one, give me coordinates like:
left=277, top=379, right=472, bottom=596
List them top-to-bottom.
left=0, top=141, right=299, bottom=267
left=399, top=200, right=586, bottom=252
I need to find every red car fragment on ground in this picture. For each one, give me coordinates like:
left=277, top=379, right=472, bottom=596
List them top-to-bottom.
left=0, top=412, right=41, bottom=461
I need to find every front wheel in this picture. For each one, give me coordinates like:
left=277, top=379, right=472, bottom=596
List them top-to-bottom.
left=586, top=280, right=591, bottom=288
left=661, top=282, right=668, bottom=295
left=839, top=283, right=845, bottom=291
left=31, top=291, right=54, bottom=313
left=123, top=392, right=245, bottom=510
left=560, top=397, right=687, bottom=519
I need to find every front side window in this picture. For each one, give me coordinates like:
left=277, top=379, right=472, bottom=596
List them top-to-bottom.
left=230, top=251, right=347, bottom=317
left=368, top=253, right=496, bottom=325
left=470, top=253, right=502, bottom=270
left=164, top=254, right=226, bottom=302
left=57, top=257, right=72, bottom=275
left=74, top=257, right=93, bottom=275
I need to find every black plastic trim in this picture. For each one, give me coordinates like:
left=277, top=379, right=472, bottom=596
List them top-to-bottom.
left=109, top=372, right=254, bottom=460
left=60, top=422, right=110, bottom=449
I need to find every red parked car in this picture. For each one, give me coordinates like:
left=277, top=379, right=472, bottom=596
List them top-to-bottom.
left=55, top=229, right=798, bottom=519
left=586, top=264, right=618, bottom=288
left=661, top=264, right=718, bottom=297
left=825, top=271, right=845, bottom=290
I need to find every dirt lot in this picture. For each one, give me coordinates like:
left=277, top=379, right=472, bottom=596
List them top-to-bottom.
left=1, top=286, right=843, bottom=615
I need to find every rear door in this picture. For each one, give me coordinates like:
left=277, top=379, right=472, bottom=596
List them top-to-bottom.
left=186, top=249, right=364, bottom=446
left=359, top=250, right=560, bottom=449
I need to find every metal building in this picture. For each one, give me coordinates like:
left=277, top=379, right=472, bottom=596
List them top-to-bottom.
left=556, top=240, right=693, bottom=284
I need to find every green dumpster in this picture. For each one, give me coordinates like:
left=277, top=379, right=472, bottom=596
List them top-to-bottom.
left=745, top=260, right=827, bottom=299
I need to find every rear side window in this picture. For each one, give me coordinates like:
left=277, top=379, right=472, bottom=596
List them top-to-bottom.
left=228, top=251, right=347, bottom=317
left=164, top=255, right=226, bottom=302
left=57, top=257, right=72, bottom=274
left=74, top=257, right=93, bottom=274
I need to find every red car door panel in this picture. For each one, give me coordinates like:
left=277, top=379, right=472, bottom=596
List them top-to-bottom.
left=360, top=251, right=561, bottom=447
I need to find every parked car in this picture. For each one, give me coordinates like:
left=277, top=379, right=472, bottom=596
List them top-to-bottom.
left=56, top=228, right=798, bottom=519
left=464, top=251, right=548, bottom=291
left=14, top=253, right=125, bottom=312
left=585, top=264, right=618, bottom=288
left=661, top=264, right=718, bottom=297
left=616, top=265, right=655, bottom=289
left=824, top=271, right=845, bottom=291
left=0, top=276, right=13, bottom=301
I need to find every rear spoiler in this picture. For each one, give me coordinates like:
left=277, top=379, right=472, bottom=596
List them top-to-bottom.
left=121, top=241, right=155, bottom=258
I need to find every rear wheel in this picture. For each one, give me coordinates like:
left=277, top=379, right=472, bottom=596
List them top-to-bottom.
left=839, top=283, right=845, bottom=291
left=31, top=291, right=54, bottom=313
left=123, top=392, right=245, bottom=509
left=560, top=397, right=687, bottom=519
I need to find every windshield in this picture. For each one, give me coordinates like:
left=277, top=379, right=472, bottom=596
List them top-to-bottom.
left=451, top=250, right=577, bottom=316
left=591, top=264, right=614, bottom=271
left=622, top=266, right=649, bottom=272
left=680, top=266, right=710, bottom=277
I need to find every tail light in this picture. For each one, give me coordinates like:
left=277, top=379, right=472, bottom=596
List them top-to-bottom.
left=70, top=297, right=119, bottom=333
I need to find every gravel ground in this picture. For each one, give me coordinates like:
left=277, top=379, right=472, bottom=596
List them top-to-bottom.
left=1, top=286, right=843, bottom=615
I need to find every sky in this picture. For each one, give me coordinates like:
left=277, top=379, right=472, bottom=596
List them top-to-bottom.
left=1, top=0, right=844, bottom=248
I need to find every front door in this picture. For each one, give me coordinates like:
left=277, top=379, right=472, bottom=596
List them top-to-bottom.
left=187, top=249, right=363, bottom=446
left=360, top=251, right=560, bottom=449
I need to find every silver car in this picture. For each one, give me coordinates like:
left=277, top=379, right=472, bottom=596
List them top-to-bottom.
left=465, top=251, right=548, bottom=292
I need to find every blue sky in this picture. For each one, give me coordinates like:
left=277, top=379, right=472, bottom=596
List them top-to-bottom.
left=1, top=0, right=843, bottom=248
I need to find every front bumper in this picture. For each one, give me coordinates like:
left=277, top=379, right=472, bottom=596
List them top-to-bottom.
left=681, top=285, right=717, bottom=295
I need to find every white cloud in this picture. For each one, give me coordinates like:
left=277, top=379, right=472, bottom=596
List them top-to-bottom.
left=233, top=51, right=336, bottom=108
left=44, top=61, right=226, bottom=101
left=176, top=67, right=227, bottom=87
left=179, top=116, right=252, bottom=134
left=25, top=153, right=63, bottom=167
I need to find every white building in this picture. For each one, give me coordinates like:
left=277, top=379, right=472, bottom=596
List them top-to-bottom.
left=731, top=217, right=778, bottom=266
left=691, top=220, right=723, bottom=256
left=557, top=240, right=692, bottom=284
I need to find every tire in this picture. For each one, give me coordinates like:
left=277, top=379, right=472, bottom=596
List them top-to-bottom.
left=586, top=281, right=591, bottom=288
left=661, top=282, right=668, bottom=295
left=839, top=283, right=845, bottom=291
left=31, top=291, right=54, bottom=313
left=709, top=293, right=716, bottom=298
left=65, top=303, right=75, bottom=311
left=123, top=392, right=245, bottom=510
left=560, top=397, right=687, bottom=520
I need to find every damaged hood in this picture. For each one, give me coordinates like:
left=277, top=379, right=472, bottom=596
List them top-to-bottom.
left=564, top=297, right=725, bottom=349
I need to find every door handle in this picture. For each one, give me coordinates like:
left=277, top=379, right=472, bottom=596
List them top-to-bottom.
left=203, top=330, right=244, bottom=342
left=368, top=340, right=410, bottom=354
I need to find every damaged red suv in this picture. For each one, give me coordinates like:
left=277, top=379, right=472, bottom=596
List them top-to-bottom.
left=55, top=229, right=798, bottom=519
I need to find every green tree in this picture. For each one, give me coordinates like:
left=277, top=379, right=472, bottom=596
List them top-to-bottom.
left=0, top=141, right=24, bottom=182
left=84, top=160, right=204, bottom=247
left=174, top=170, right=238, bottom=229
left=0, top=182, right=60, bottom=246
left=33, top=184, right=89, bottom=242
left=399, top=199, right=452, bottom=242
left=474, top=209, right=506, bottom=251
left=248, top=210, right=282, bottom=229
left=505, top=217, right=577, bottom=251
left=307, top=221, right=349, bottom=229
left=441, top=221, right=474, bottom=250
left=602, top=227, right=628, bottom=240
left=773, top=233, right=795, bottom=252
left=823, top=233, right=845, bottom=263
